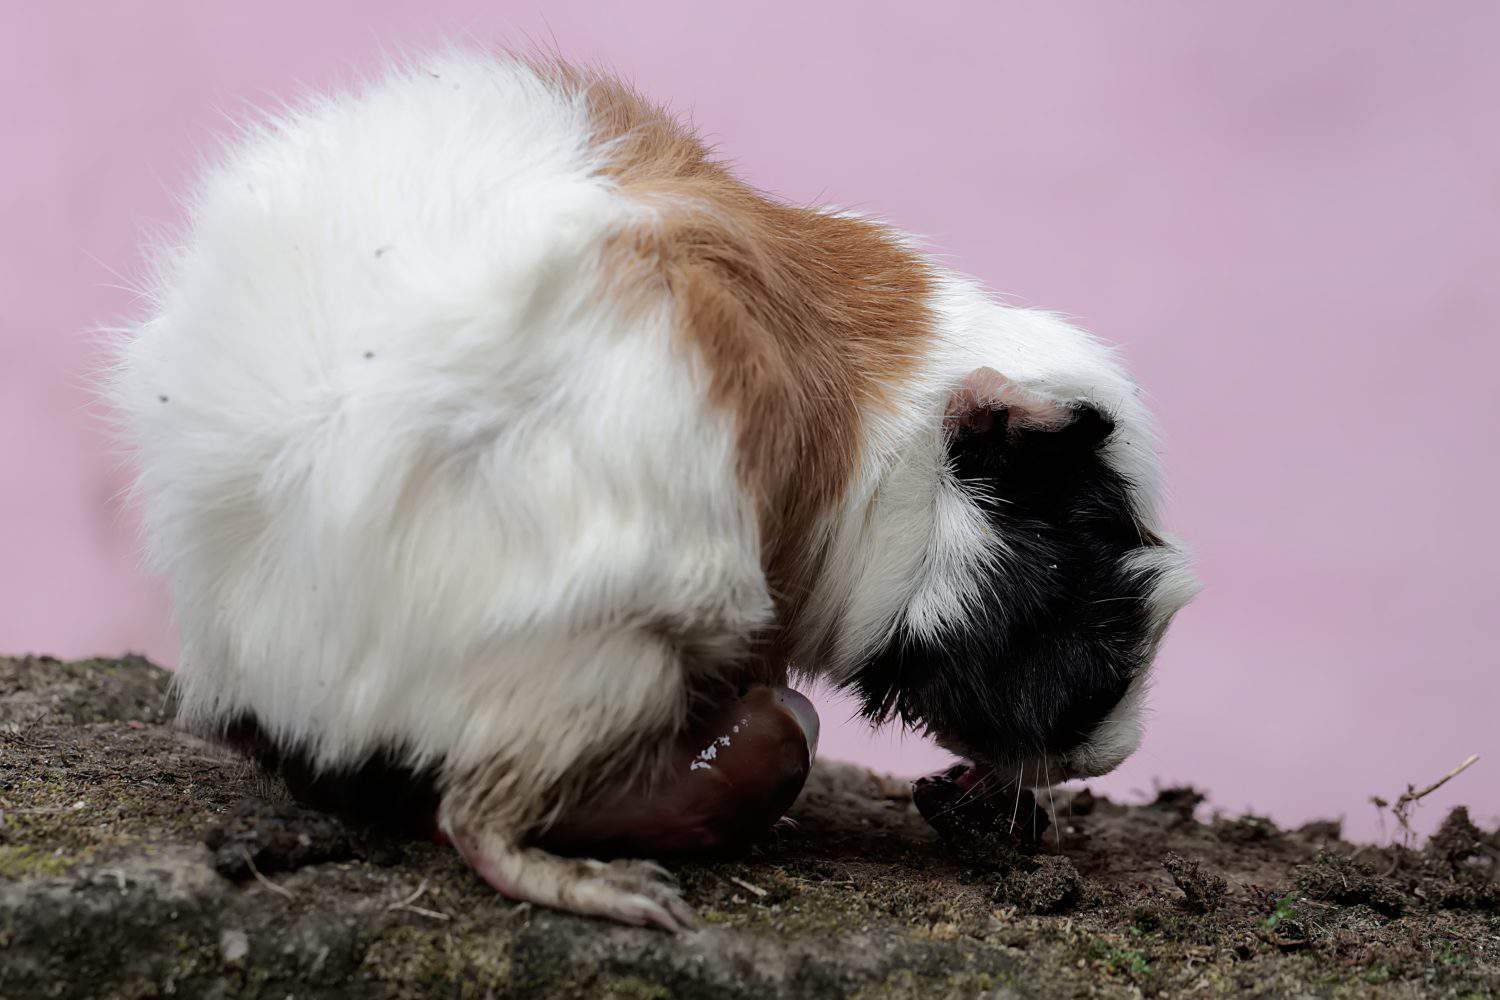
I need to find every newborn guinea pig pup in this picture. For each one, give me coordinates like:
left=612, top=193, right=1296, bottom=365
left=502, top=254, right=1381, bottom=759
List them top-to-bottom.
left=112, top=51, right=1196, bottom=930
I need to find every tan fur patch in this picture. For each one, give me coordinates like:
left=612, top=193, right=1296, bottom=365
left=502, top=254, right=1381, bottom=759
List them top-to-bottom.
left=551, top=64, right=936, bottom=636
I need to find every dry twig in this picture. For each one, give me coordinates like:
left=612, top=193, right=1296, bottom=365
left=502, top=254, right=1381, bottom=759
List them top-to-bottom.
left=1371, top=753, right=1481, bottom=847
left=1395, top=754, right=1480, bottom=812
left=240, top=848, right=295, bottom=901
left=728, top=875, right=768, bottom=898
left=386, top=879, right=451, bottom=921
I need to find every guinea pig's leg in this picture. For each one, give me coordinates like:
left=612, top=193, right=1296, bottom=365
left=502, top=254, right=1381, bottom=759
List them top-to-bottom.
left=433, top=626, right=713, bottom=931
left=439, top=817, right=696, bottom=932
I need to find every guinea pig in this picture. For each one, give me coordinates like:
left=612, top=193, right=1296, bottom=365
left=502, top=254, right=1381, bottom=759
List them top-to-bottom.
left=110, top=50, right=1196, bottom=931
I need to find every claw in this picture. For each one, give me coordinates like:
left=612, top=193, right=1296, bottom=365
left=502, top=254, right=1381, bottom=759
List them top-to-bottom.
left=635, top=860, right=675, bottom=882
left=665, top=894, right=700, bottom=930
left=629, top=895, right=685, bottom=933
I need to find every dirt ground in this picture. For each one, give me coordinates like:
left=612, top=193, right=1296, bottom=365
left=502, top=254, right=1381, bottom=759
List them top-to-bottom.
left=1, top=654, right=1496, bottom=999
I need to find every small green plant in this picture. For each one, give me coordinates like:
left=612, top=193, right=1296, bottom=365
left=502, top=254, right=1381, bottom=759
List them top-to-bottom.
left=1263, top=892, right=1297, bottom=930
left=1088, top=940, right=1151, bottom=978
left=1435, top=942, right=1470, bottom=968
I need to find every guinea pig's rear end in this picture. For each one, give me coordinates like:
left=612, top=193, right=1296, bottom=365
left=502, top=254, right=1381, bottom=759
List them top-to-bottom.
left=112, top=55, right=775, bottom=930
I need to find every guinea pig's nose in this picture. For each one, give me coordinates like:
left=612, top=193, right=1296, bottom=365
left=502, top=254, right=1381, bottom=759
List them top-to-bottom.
left=772, top=686, right=820, bottom=763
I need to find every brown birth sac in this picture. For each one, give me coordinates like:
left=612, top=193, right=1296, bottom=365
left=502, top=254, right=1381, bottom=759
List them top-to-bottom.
left=540, top=686, right=820, bottom=859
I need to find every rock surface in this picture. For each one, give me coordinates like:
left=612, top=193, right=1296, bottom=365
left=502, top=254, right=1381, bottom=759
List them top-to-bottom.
left=1, top=654, right=1496, bottom=998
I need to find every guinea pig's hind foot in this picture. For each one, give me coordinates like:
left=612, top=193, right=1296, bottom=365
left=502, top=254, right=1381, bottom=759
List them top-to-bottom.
left=445, top=820, right=696, bottom=933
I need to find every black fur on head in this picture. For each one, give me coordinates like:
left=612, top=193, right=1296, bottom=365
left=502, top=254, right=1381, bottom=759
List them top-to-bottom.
left=851, top=399, right=1173, bottom=773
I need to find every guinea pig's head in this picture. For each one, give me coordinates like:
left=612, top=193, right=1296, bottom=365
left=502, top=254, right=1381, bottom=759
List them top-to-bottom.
left=843, top=365, right=1197, bottom=786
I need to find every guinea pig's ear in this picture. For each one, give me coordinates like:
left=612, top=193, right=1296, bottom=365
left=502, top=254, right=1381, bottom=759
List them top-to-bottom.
left=944, top=367, right=1075, bottom=437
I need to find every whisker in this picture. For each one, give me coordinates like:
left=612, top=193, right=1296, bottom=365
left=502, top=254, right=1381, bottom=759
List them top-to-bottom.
left=1045, top=760, right=1061, bottom=851
left=1009, top=761, right=1024, bottom=834
left=1030, top=762, right=1039, bottom=841
left=933, top=765, right=1044, bottom=824
left=923, top=766, right=1012, bottom=823
left=949, top=767, right=994, bottom=808
left=924, top=771, right=991, bottom=822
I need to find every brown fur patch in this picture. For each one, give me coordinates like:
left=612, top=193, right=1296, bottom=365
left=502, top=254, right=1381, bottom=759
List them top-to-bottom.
left=549, top=64, right=935, bottom=634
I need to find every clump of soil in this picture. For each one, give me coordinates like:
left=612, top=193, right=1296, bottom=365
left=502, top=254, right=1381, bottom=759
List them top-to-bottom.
left=3, top=654, right=1498, bottom=999
left=1149, top=785, right=1206, bottom=823
left=204, top=798, right=361, bottom=880
left=1427, top=805, right=1488, bottom=867
left=1391, top=806, right=1500, bottom=913
left=1212, top=811, right=1282, bottom=844
left=1296, top=818, right=1343, bottom=843
left=1162, top=851, right=1227, bottom=913
left=1292, top=851, right=1406, bottom=916
left=997, top=854, right=1084, bottom=914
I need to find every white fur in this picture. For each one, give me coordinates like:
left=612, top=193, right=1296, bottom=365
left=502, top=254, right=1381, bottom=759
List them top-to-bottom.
left=112, top=54, right=769, bottom=781
left=1068, top=544, right=1200, bottom=776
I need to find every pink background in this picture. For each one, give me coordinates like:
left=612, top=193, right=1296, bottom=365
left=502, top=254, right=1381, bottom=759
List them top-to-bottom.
left=4, top=3, right=1496, bottom=841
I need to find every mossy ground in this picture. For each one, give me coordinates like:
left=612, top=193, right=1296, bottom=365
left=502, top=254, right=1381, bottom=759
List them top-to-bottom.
left=1, top=655, right=1496, bottom=999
